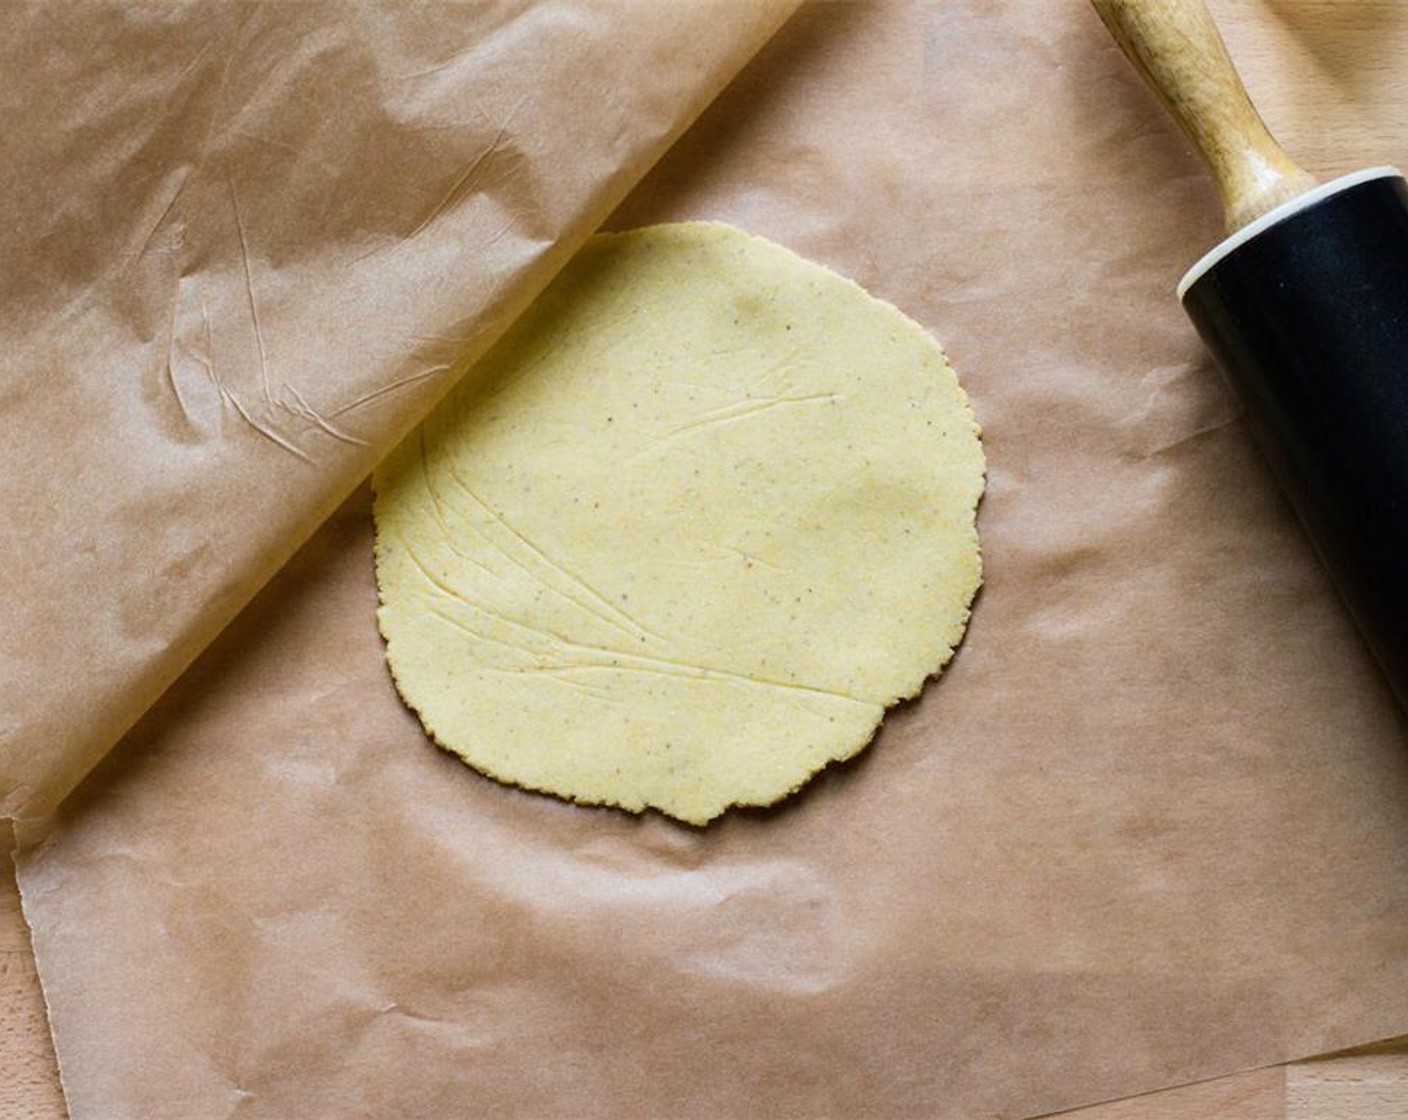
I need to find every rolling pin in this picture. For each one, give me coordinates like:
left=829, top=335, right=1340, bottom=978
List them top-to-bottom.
left=1092, top=0, right=1408, bottom=710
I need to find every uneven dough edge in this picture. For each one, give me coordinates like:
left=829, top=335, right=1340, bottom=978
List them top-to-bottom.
left=372, top=221, right=985, bottom=825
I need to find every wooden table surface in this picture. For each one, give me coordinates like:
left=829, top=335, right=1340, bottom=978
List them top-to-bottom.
left=6, top=3, right=1408, bottom=1117
left=3, top=825, right=68, bottom=1120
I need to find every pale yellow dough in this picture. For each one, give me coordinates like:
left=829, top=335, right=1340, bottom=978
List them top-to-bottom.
left=373, top=222, right=984, bottom=824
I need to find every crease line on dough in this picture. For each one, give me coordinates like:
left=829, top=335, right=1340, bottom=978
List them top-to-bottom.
left=671, top=392, right=842, bottom=434
left=633, top=393, right=842, bottom=461
left=415, top=433, right=513, bottom=583
left=439, top=453, right=662, bottom=644
left=399, top=541, right=577, bottom=650
left=403, top=559, right=859, bottom=707
left=429, top=607, right=534, bottom=661
left=518, top=659, right=874, bottom=708
left=483, top=665, right=612, bottom=701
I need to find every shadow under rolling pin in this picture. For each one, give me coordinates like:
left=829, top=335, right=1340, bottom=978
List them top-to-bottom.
left=1093, top=0, right=1408, bottom=710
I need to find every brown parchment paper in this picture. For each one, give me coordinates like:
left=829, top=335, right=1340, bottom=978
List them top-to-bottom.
left=0, top=0, right=796, bottom=821
left=16, top=2, right=1408, bottom=1118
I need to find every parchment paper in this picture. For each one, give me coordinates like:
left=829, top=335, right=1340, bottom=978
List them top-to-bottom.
left=0, top=0, right=795, bottom=821
left=16, top=3, right=1408, bottom=1119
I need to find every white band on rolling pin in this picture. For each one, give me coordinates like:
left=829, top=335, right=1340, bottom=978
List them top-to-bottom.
left=1178, top=166, right=1403, bottom=301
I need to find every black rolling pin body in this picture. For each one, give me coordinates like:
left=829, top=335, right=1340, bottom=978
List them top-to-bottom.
left=1182, top=169, right=1408, bottom=705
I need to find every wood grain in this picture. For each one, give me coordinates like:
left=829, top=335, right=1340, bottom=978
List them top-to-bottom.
left=1091, top=0, right=1316, bottom=231
left=5, top=3, right=1408, bottom=1118
left=1, top=824, right=65, bottom=1120
left=1288, top=1042, right=1408, bottom=1119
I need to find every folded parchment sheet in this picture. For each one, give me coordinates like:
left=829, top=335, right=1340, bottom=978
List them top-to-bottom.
left=0, top=0, right=796, bottom=821
left=12, top=3, right=1408, bottom=1119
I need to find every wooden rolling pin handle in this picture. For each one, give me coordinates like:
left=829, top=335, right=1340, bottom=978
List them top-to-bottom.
left=1091, top=0, right=1317, bottom=233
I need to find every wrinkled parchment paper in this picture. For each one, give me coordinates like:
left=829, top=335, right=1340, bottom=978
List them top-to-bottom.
left=0, top=0, right=795, bottom=821
left=16, top=2, right=1408, bottom=1118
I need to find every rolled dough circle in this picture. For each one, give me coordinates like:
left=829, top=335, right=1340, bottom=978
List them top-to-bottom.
left=373, top=222, right=984, bottom=824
